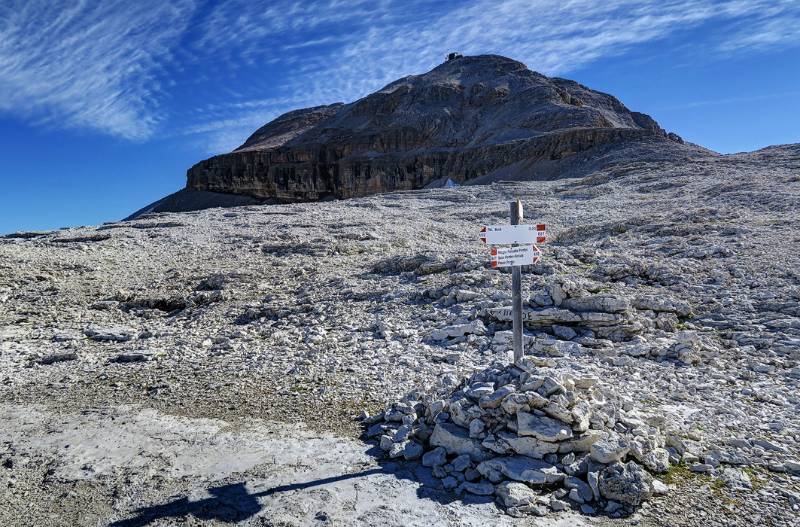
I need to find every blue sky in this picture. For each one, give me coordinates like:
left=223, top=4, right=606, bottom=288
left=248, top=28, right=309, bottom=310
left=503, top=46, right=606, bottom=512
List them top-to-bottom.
left=1, top=0, right=799, bottom=234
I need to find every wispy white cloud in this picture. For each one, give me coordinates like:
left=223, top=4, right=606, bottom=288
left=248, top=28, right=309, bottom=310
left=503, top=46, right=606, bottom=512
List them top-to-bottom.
left=0, top=0, right=195, bottom=140
left=2, top=0, right=799, bottom=148
left=193, top=0, right=393, bottom=61
left=288, top=0, right=800, bottom=103
left=718, top=2, right=800, bottom=53
left=281, top=36, right=350, bottom=51
left=656, top=90, right=800, bottom=111
left=179, top=94, right=321, bottom=152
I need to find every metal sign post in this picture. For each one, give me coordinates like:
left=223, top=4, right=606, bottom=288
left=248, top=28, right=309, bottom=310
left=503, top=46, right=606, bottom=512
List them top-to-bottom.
left=480, top=199, right=546, bottom=365
left=510, top=199, right=524, bottom=364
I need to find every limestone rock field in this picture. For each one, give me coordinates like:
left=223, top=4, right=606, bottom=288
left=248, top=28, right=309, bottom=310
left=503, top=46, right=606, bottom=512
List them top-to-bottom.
left=1, top=142, right=798, bottom=525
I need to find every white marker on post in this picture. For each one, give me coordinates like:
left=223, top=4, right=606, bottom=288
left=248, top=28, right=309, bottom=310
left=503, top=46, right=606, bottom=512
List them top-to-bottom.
left=480, top=224, right=546, bottom=245
left=490, top=244, right=542, bottom=268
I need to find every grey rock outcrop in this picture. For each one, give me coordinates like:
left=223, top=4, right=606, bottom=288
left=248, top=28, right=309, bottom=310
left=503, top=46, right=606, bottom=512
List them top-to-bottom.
left=598, top=461, right=653, bottom=506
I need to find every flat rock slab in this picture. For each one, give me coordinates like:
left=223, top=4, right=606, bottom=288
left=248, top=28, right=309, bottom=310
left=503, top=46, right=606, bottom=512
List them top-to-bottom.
left=561, top=295, right=630, bottom=313
left=483, top=307, right=582, bottom=325
left=430, top=320, right=486, bottom=340
left=84, top=324, right=136, bottom=342
left=110, top=351, right=153, bottom=363
left=38, top=352, right=77, bottom=365
left=479, top=385, right=515, bottom=409
left=0, top=404, right=592, bottom=527
left=517, top=412, right=573, bottom=442
left=430, top=422, right=488, bottom=461
left=497, top=430, right=560, bottom=458
left=590, top=436, right=630, bottom=464
left=477, top=455, right=566, bottom=485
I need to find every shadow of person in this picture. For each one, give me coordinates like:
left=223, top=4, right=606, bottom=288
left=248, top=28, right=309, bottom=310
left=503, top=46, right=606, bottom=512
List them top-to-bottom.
left=109, top=440, right=498, bottom=526
left=108, top=468, right=387, bottom=527
left=108, top=482, right=260, bottom=527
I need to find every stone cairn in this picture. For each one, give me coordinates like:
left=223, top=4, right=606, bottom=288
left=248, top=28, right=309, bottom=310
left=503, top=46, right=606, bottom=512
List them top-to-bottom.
left=364, top=361, right=672, bottom=517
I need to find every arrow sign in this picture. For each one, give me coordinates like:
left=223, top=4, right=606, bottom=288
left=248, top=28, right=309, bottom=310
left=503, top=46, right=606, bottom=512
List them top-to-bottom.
left=480, top=224, right=546, bottom=245
left=490, top=245, right=542, bottom=268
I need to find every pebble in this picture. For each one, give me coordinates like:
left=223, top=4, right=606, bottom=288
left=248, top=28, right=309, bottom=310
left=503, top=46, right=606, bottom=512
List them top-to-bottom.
left=38, top=352, right=78, bottom=365
left=403, top=441, right=424, bottom=460
left=421, top=447, right=447, bottom=467
left=452, top=454, right=471, bottom=472
left=689, top=463, right=714, bottom=473
left=441, top=476, right=458, bottom=490
left=651, top=479, right=669, bottom=495
left=458, top=481, right=494, bottom=495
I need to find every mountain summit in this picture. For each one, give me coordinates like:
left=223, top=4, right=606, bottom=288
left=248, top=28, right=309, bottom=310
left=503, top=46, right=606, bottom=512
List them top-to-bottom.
left=135, top=54, right=701, bottom=216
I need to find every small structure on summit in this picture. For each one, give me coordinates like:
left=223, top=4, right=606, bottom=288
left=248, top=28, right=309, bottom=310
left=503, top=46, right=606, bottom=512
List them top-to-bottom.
left=446, top=52, right=463, bottom=61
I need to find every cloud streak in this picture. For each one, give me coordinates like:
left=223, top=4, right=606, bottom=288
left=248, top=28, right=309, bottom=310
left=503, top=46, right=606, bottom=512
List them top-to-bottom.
left=0, top=0, right=195, bottom=140
left=1, top=0, right=799, bottom=148
left=281, top=0, right=800, bottom=104
left=718, top=2, right=800, bottom=53
left=655, top=90, right=800, bottom=111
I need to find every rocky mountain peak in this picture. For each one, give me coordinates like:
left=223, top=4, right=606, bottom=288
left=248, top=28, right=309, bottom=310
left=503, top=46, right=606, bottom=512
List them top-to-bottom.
left=137, top=54, right=696, bottom=215
left=256, top=54, right=671, bottom=152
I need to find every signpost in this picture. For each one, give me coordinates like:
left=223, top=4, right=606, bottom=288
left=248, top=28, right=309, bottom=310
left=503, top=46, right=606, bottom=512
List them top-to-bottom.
left=481, top=199, right=546, bottom=364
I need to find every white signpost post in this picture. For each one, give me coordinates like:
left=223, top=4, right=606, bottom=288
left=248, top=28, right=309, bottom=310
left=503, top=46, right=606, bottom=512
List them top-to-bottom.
left=481, top=199, right=546, bottom=364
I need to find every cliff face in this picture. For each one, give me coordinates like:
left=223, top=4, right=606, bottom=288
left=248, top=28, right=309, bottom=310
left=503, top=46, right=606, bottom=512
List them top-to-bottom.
left=185, top=55, right=687, bottom=202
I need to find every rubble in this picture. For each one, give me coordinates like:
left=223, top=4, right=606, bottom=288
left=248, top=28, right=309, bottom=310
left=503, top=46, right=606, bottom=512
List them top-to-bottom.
left=480, top=281, right=721, bottom=365
left=370, top=361, right=681, bottom=517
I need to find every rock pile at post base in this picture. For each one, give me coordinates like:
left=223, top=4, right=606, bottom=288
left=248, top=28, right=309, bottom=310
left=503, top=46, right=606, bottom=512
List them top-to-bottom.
left=365, top=361, right=674, bottom=517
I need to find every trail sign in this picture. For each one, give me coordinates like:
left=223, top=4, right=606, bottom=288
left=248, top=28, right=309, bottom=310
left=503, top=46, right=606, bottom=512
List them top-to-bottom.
left=479, top=199, right=547, bottom=364
left=480, top=224, right=546, bottom=245
left=490, top=245, right=542, bottom=268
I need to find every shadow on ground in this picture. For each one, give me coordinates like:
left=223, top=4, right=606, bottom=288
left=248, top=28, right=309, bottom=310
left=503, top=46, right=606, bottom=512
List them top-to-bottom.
left=107, top=444, right=495, bottom=526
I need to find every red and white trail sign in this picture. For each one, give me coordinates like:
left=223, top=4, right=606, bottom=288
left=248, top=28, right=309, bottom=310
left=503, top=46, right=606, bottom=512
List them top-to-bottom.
left=480, top=224, right=546, bottom=245
left=490, top=245, right=542, bottom=268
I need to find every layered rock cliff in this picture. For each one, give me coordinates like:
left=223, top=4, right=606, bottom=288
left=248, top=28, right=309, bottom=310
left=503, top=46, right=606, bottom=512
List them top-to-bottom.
left=151, top=55, right=698, bottom=213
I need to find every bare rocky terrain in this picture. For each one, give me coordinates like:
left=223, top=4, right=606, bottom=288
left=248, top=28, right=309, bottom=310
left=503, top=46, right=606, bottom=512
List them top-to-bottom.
left=1, top=141, right=799, bottom=525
